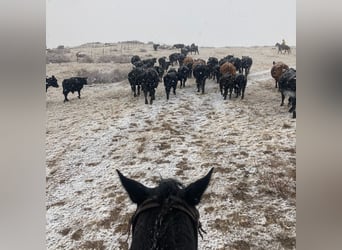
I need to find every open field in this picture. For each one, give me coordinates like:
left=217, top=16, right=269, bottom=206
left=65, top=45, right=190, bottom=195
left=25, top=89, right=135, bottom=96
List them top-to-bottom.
left=46, top=43, right=296, bottom=249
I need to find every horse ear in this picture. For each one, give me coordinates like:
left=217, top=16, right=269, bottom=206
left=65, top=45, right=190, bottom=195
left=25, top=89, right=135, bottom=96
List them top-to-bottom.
left=183, top=168, right=214, bottom=206
left=116, top=170, right=151, bottom=205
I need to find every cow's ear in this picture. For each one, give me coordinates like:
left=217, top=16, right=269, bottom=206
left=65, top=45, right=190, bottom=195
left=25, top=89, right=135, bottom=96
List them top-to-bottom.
left=183, top=168, right=214, bottom=206
left=116, top=170, right=151, bottom=205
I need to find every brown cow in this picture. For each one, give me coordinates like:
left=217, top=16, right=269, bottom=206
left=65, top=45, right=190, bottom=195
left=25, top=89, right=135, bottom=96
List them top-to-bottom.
left=271, top=61, right=289, bottom=88
left=219, top=62, right=237, bottom=76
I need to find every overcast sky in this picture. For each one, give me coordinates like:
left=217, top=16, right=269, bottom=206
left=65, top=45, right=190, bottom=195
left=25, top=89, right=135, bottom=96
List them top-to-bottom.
left=46, top=0, right=296, bottom=48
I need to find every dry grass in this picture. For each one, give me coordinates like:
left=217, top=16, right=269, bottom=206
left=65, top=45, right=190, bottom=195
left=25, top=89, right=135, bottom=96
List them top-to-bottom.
left=76, top=68, right=129, bottom=83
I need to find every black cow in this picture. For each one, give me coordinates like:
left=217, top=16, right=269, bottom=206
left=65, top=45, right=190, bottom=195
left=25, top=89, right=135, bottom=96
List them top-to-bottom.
left=173, top=43, right=185, bottom=49
left=190, top=43, right=199, bottom=55
left=153, top=44, right=160, bottom=51
left=181, top=46, right=190, bottom=56
left=169, top=53, right=181, bottom=66
left=178, top=53, right=186, bottom=66
left=131, top=55, right=141, bottom=67
left=241, top=56, right=253, bottom=76
left=158, top=57, right=171, bottom=72
left=207, top=57, right=219, bottom=80
left=228, top=57, right=242, bottom=73
left=142, top=58, right=157, bottom=68
left=193, top=64, right=209, bottom=94
left=213, top=64, right=221, bottom=83
left=177, top=65, right=190, bottom=88
left=153, top=66, right=165, bottom=81
left=128, top=67, right=145, bottom=97
left=141, top=68, right=159, bottom=104
left=278, top=68, right=296, bottom=118
left=163, top=71, right=178, bottom=100
left=219, top=73, right=235, bottom=100
left=234, top=73, right=247, bottom=99
left=46, top=75, right=59, bottom=92
left=62, top=77, right=88, bottom=102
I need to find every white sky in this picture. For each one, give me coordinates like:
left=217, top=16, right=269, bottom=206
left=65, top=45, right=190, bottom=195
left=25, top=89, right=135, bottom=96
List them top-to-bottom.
left=46, top=0, right=296, bottom=48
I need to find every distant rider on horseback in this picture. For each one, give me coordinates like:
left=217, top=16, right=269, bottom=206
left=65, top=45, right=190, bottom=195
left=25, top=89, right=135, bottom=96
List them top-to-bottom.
left=281, top=39, right=286, bottom=46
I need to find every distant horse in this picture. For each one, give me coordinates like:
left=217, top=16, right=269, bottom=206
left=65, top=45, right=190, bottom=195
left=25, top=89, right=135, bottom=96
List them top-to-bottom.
left=275, top=43, right=291, bottom=54
left=117, top=168, right=214, bottom=250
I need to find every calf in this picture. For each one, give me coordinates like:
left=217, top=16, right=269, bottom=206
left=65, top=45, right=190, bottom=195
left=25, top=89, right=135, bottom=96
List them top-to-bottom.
left=241, top=56, right=253, bottom=76
left=207, top=57, right=219, bottom=80
left=193, top=64, right=209, bottom=94
left=177, top=65, right=190, bottom=88
left=128, top=67, right=144, bottom=97
left=141, top=68, right=159, bottom=104
left=163, top=71, right=178, bottom=100
left=219, top=73, right=235, bottom=100
left=234, top=73, right=247, bottom=99
left=46, top=75, right=59, bottom=92
left=62, top=77, right=87, bottom=102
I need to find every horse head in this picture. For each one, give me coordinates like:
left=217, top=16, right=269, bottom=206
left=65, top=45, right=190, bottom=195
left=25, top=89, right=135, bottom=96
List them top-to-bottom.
left=117, top=168, right=214, bottom=250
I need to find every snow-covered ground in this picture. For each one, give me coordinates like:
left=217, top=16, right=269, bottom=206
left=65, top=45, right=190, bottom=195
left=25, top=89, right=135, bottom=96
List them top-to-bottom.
left=46, top=45, right=296, bottom=249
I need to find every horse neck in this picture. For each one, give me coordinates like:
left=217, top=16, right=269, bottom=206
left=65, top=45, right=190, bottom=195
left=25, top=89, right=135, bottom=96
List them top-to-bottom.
left=130, top=206, right=198, bottom=250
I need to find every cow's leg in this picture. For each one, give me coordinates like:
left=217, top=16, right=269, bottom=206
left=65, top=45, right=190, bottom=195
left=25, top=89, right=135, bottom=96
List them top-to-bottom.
left=202, top=81, right=205, bottom=94
left=131, top=85, right=137, bottom=97
left=223, top=86, right=228, bottom=100
left=235, top=86, right=239, bottom=98
left=241, top=86, right=245, bottom=99
left=151, top=87, right=156, bottom=100
left=229, top=87, right=232, bottom=99
left=165, top=88, right=170, bottom=100
left=150, top=89, right=155, bottom=104
left=63, top=90, right=69, bottom=102
left=77, top=90, right=81, bottom=99
left=144, top=92, right=148, bottom=104
left=280, top=93, right=285, bottom=106
left=289, top=97, right=296, bottom=112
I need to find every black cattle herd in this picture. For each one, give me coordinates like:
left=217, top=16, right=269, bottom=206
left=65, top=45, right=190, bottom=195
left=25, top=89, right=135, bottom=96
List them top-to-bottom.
left=46, top=44, right=296, bottom=118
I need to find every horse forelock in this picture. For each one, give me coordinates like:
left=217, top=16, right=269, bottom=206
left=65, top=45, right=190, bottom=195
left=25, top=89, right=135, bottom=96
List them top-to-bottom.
left=153, top=178, right=184, bottom=202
